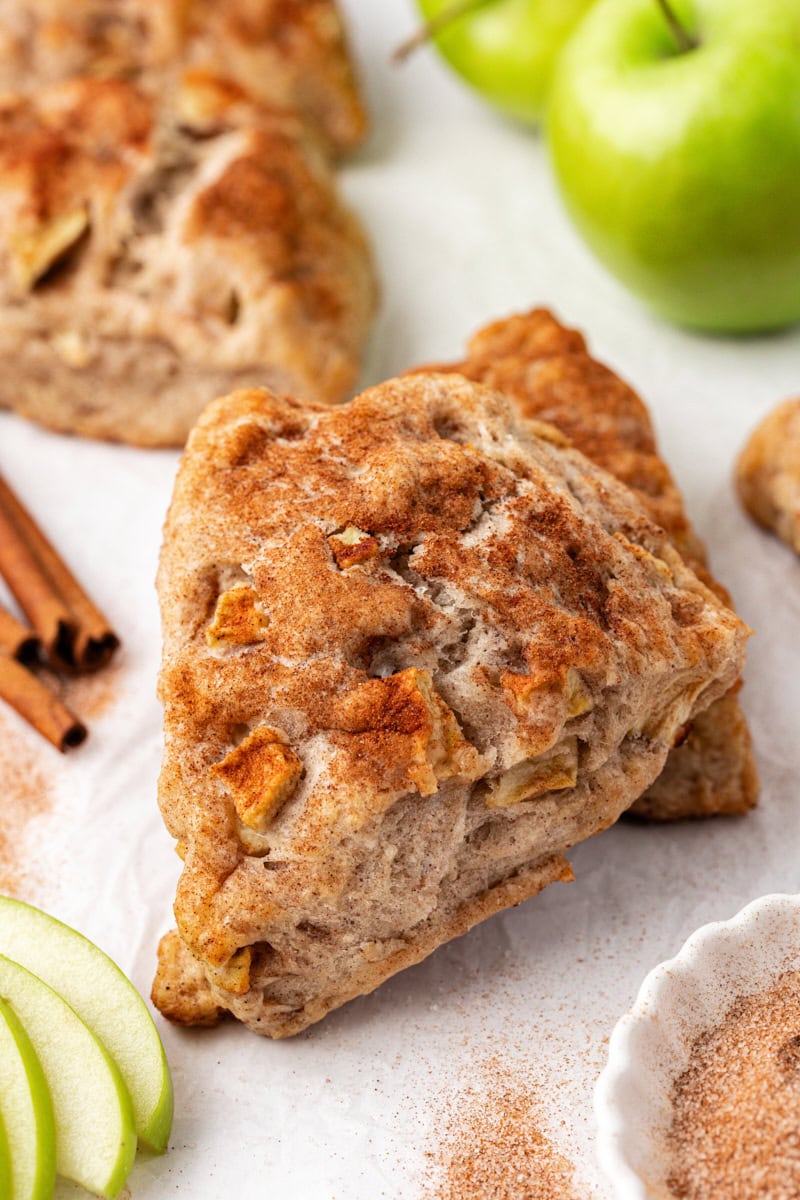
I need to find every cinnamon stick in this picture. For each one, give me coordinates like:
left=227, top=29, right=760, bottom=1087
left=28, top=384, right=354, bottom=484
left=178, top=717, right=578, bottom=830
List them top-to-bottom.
left=0, top=473, right=119, bottom=672
left=0, top=606, right=39, bottom=664
left=0, top=652, right=86, bottom=752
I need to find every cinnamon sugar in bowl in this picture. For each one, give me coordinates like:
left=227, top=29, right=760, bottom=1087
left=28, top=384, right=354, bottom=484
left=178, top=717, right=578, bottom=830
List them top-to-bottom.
left=595, top=894, right=800, bottom=1200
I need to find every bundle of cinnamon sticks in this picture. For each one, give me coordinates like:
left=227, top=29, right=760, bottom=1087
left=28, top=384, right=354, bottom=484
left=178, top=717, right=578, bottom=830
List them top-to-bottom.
left=0, top=471, right=119, bottom=751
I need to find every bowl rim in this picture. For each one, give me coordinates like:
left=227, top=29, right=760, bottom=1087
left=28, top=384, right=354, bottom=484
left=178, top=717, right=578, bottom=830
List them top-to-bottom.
left=594, top=891, right=800, bottom=1200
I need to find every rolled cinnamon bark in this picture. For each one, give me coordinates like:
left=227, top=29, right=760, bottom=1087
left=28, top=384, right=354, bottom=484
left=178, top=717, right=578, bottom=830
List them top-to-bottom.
left=0, top=474, right=119, bottom=672
left=0, top=606, right=39, bottom=663
left=0, top=652, right=86, bottom=751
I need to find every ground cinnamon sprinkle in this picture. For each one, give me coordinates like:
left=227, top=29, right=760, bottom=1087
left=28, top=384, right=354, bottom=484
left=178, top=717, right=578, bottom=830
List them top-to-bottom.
left=53, top=658, right=123, bottom=722
left=0, top=711, right=53, bottom=896
left=667, top=970, right=800, bottom=1199
left=423, top=1064, right=583, bottom=1200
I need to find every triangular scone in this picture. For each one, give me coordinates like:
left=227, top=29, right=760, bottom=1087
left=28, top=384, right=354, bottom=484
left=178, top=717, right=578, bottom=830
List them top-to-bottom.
left=0, top=0, right=366, bottom=157
left=0, top=76, right=375, bottom=446
left=418, top=309, right=757, bottom=821
left=153, top=374, right=748, bottom=1037
left=737, top=398, right=800, bottom=556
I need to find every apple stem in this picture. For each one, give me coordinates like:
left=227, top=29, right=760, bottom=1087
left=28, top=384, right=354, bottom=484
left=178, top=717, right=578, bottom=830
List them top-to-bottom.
left=392, top=0, right=494, bottom=64
left=655, top=0, right=698, bottom=53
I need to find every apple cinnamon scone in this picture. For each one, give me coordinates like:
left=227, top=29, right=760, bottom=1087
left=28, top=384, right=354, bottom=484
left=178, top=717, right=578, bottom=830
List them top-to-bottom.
left=0, top=0, right=366, bottom=158
left=0, top=75, right=375, bottom=447
left=418, top=309, right=757, bottom=821
left=152, top=373, right=748, bottom=1037
left=736, top=399, right=800, bottom=556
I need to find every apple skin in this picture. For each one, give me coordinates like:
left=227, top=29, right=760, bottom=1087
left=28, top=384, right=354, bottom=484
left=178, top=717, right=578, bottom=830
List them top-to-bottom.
left=417, top=0, right=595, bottom=125
left=547, top=0, right=800, bottom=332
left=0, top=897, right=173, bottom=1154
left=0, top=995, right=56, bottom=1200
left=0, top=1112, right=9, bottom=1200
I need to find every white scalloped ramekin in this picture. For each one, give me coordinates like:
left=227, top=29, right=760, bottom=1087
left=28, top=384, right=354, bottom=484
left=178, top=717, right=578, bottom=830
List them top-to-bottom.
left=595, top=893, right=800, bottom=1199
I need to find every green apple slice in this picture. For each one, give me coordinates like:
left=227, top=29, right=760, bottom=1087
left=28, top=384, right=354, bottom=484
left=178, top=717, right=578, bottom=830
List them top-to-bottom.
left=0, top=897, right=173, bottom=1153
left=0, top=955, right=136, bottom=1199
left=0, top=995, right=56, bottom=1200
left=0, top=1109, right=9, bottom=1199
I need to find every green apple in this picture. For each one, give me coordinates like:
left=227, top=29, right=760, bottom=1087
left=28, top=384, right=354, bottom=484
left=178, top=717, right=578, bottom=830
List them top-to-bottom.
left=415, top=0, right=595, bottom=124
left=547, top=0, right=800, bottom=332
left=0, top=898, right=173, bottom=1153
left=0, top=955, right=136, bottom=1198
left=0, top=995, right=56, bottom=1200
left=0, top=1111, right=9, bottom=1199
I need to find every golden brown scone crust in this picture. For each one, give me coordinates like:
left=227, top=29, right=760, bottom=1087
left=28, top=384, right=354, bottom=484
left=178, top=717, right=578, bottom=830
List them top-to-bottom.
left=0, top=0, right=366, bottom=157
left=0, top=76, right=376, bottom=446
left=421, top=309, right=758, bottom=822
left=154, top=373, right=749, bottom=1036
left=736, top=399, right=800, bottom=555
left=152, top=930, right=224, bottom=1028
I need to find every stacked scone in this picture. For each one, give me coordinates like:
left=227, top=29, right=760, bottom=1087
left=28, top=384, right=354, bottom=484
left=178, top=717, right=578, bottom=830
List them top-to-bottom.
left=0, top=0, right=376, bottom=445
left=415, top=309, right=758, bottom=822
left=153, top=370, right=749, bottom=1037
left=737, top=398, right=800, bottom=556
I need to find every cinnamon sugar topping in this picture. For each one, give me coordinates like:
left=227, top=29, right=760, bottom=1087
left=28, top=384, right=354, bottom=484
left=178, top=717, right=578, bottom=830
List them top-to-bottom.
left=0, top=711, right=53, bottom=895
left=668, top=970, right=800, bottom=1199
left=424, top=1068, right=582, bottom=1200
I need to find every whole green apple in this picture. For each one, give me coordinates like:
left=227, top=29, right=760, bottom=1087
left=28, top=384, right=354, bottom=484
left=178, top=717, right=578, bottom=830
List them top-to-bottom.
left=415, top=0, right=595, bottom=125
left=547, top=0, right=800, bottom=332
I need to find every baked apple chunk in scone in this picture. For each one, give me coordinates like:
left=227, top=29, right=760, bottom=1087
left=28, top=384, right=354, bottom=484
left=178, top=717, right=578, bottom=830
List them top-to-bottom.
left=153, top=374, right=749, bottom=1036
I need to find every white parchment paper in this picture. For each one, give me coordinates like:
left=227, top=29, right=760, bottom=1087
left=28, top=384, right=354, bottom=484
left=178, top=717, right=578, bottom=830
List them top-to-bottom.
left=1, top=3, right=799, bottom=1195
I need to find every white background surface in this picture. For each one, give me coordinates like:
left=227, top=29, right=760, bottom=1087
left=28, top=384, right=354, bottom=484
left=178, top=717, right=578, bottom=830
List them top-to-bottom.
left=1, top=2, right=799, bottom=1196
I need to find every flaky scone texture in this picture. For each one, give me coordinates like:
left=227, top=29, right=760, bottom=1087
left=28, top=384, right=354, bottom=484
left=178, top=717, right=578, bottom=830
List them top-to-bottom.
left=0, top=0, right=366, bottom=157
left=0, top=76, right=375, bottom=446
left=421, top=309, right=757, bottom=821
left=154, top=374, right=748, bottom=1037
left=736, top=398, right=800, bottom=556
